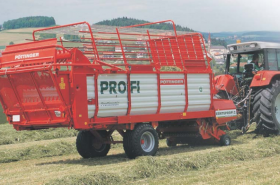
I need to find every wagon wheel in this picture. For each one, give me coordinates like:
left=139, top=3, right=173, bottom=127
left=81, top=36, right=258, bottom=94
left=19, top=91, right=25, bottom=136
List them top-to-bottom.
left=123, top=124, right=159, bottom=159
left=76, top=130, right=111, bottom=158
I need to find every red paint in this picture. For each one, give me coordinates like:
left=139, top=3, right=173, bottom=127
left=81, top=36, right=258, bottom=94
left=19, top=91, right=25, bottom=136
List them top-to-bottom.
left=250, top=70, right=280, bottom=87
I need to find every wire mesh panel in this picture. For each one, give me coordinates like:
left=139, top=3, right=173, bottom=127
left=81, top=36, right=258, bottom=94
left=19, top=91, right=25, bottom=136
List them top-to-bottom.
left=29, top=21, right=209, bottom=71
left=148, top=33, right=208, bottom=70
left=182, top=34, right=208, bottom=68
left=148, top=37, right=183, bottom=68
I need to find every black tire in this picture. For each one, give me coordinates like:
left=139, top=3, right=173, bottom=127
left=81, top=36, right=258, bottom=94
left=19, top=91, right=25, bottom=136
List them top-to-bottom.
left=252, top=80, right=280, bottom=134
left=123, top=124, right=159, bottom=159
left=76, top=130, right=110, bottom=158
left=123, top=130, right=134, bottom=159
left=220, top=134, right=231, bottom=146
left=166, top=138, right=177, bottom=147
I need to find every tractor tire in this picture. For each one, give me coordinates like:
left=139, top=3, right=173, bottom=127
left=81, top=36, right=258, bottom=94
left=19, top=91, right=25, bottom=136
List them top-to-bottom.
left=252, top=80, right=280, bottom=135
left=123, top=124, right=159, bottom=159
left=76, top=130, right=110, bottom=158
left=220, top=134, right=231, bottom=146
left=166, top=138, right=177, bottom=147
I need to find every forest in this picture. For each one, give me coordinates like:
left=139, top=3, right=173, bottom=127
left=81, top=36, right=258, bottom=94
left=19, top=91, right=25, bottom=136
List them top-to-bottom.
left=3, top=16, right=56, bottom=29
left=95, top=17, right=195, bottom=32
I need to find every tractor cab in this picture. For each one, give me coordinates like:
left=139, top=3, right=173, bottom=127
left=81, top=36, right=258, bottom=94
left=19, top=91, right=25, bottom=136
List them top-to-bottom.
left=215, top=41, right=280, bottom=134
left=216, top=41, right=280, bottom=97
left=225, top=42, right=280, bottom=77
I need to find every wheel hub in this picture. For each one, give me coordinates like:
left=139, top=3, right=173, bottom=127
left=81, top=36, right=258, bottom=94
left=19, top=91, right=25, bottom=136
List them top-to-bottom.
left=275, top=93, right=280, bottom=123
left=140, top=131, right=155, bottom=152
left=92, top=138, right=106, bottom=152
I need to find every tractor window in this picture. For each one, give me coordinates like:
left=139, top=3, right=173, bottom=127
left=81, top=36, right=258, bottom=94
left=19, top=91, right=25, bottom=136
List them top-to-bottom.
left=267, top=49, right=278, bottom=70
left=277, top=50, right=280, bottom=70
left=227, top=51, right=264, bottom=74
left=244, top=52, right=264, bottom=70
left=229, top=54, right=238, bottom=74
left=240, top=54, right=251, bottom=72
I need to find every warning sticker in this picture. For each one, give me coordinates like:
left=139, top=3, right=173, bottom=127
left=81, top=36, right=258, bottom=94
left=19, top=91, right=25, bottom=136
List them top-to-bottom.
left=59, top=77, right=65, bottom=90
left=215, top=109, right=237, bottom=118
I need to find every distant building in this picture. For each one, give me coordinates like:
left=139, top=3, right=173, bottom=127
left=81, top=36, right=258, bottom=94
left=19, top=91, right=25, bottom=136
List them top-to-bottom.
left=209, top=46, right=227, bottom=65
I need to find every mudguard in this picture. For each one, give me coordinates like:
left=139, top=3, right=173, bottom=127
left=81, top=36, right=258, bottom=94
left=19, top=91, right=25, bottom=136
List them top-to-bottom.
left=250, top=70, right=280, bottom=87
left=214, top=74, right=238, bottom=95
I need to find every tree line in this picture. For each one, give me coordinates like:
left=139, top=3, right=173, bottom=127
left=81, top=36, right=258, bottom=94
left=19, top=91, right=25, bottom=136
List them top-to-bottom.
left=3, top=16, right=56, bottom=29
left=95, top=17, right=195, bottom=32
left=211, top=38, right=227, bottom=47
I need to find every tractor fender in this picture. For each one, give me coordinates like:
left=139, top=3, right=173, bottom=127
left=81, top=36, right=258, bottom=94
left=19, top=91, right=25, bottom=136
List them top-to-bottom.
left=250, top=70, right=280, bottom=87
left=214, top=74, right=238, bottom=95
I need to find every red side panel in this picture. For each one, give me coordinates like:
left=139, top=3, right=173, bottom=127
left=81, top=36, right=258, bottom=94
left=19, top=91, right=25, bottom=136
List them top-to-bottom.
left=1, top=39, right=57, bottom=67
left=72, top=73, right=89, bottom=129
left=213, top=99, right=237, bottom=124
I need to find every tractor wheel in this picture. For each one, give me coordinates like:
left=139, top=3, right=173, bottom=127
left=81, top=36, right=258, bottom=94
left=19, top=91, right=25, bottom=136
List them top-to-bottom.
left=252, top=80, right=280, bottom=135
left=123, top=124, right=159, bottom=159
left=76, top=130, right=110, bottom=158
left=220, top=134, right=231, bottom=146
left=166, top=138, right=177, bottom=147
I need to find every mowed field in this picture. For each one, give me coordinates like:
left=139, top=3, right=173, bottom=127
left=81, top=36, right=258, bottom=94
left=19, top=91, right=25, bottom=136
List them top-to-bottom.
left=0, top=27, right=45, bottom=48
left=0, top=122, right=279, bottom=185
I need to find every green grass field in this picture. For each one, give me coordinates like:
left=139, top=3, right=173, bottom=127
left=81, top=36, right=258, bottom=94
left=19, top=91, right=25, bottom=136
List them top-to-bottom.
left=0, top=106, right=7, bottom=124
left=0, top=123, right=279, bottom=185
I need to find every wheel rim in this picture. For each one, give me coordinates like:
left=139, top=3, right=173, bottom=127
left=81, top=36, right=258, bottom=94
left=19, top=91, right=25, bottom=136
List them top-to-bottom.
left=275, top=93, right=280, bottom=123
left=140, top=131, right=155, bottom=152
left=224, top=138, right=230, bottom=145
left=92, top=139, right=106, bottom=152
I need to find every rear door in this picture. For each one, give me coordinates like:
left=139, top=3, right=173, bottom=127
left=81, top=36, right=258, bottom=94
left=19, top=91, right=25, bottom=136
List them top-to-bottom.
left=0, top=69, right=70, bottom=129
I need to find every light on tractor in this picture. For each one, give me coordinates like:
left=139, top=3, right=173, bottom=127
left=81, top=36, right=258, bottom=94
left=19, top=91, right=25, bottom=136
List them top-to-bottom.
left=250, top=44, right=256, bottom=48
left=255, top=74, right=261, bottom=80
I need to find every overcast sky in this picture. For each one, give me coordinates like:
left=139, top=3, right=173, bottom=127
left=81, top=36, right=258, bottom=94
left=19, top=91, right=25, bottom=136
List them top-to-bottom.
left=0, top=0, right=280, bottom=32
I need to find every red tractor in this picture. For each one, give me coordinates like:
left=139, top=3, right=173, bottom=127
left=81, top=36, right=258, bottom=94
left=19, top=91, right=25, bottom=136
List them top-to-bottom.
left=214, top=41, right=280, bottom=135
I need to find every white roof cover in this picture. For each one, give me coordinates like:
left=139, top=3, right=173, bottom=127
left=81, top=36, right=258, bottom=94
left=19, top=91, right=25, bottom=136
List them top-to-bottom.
left=227, top=41, right=280, bottom=53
